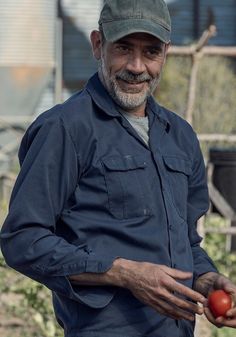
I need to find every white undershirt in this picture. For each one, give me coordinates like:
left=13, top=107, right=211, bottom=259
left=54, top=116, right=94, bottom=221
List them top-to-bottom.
left=119, top=110, right=149, bottom=146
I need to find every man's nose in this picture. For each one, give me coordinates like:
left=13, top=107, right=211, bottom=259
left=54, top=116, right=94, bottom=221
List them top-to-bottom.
left=126, top=52, right=146, bottom=74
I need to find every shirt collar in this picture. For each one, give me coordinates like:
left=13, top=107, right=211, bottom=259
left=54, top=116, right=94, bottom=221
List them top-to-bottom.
left=86, top=72, right=171, bottom=130
left=86, top=73, right=120, bottom=117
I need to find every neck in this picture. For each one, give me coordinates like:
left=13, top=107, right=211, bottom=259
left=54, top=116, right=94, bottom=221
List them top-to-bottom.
left=122, top=104, right=147, bottom=117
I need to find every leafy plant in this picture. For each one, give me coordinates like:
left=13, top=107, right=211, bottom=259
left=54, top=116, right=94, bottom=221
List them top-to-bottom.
left=203, top=214, right=236, bottom=337
left=0, top=253, right=63, bottom=337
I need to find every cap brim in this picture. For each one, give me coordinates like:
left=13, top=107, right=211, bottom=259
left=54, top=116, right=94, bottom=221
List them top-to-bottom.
left=102, top=18, right=171, bottom=44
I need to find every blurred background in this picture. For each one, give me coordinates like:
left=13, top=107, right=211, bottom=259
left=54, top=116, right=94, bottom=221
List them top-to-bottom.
left=0, top=1, right=235, bottom=336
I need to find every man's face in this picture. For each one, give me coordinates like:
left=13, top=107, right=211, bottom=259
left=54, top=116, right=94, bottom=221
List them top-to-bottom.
left=92, top=32, right=169, bottom=112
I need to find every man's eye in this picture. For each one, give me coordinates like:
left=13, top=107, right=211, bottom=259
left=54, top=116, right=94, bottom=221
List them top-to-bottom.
left=116, top=45, right=129, bottom=53
left=146, top=49, right=162, bottom=57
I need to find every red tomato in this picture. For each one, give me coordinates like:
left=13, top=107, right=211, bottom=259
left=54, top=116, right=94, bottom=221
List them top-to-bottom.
left=208, top=290, right=232, bottom=318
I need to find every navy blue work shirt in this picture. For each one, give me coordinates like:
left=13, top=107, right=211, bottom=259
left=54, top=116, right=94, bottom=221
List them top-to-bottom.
left=1, top=73, right=217, bottom=337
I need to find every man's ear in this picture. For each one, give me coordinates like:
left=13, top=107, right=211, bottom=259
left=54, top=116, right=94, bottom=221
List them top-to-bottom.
left=90, top=30, right=102, bottom=60
left=163, top=42, right=171, bottom=65
left=165, top=42, right=171, bottom=55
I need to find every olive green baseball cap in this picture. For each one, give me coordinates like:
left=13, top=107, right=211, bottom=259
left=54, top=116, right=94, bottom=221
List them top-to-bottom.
left=99, top=0, right=171, bottom=43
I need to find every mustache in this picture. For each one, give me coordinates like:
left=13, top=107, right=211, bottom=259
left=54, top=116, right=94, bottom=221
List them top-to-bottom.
left=116, top=71, right=153, bottom=83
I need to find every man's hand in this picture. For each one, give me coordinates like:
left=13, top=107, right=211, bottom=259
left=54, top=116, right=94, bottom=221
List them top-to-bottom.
left=69, top=258, right=206, bottom=321
left=112, top=259, right=206, bottom=321
left=194, top=272, right=236, bottom=328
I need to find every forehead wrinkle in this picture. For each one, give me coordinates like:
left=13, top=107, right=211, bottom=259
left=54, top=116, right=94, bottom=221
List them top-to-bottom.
left=114, top=34, right=164, bottom=49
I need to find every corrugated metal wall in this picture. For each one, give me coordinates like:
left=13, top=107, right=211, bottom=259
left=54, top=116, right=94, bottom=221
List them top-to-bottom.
left=0, top=0, right=56, bottom=66
left=0, top=0, right=57, bottom=119
left=61, top=0, right=103, bottom=83
left=167, top=0, right=194, bottom=45
left=168, top=0, right=236, bottom=46
left=199, top=0, right=236, bottom=46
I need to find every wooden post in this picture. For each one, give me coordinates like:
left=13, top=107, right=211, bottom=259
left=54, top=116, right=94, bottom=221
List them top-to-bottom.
left=184, top=25, right=217, bottom=125
left=185, top=53, right=201, bottom=124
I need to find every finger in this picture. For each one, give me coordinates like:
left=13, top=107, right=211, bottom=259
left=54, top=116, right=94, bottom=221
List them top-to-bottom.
left=162, top=266, right=193, bottom=281
left=215, top=276, right=236, bottom=294
left=168, top=281, right=206, bottom=304
left=222, top=284, right=236, bottom=296
left=223, top=284, right=235, bottom=292
left=162, top=289, right=204, bottom=315
left=139, top=291, right=177, bottom=319
left=154, top=297, right=195, bottom=321
left=149, top=301, right=177, bottom=320
left=204, top=307, right=223, bottom=328
left=225, top=307, right=236, bottom=318
left=215, top=316, right=236, bottom=328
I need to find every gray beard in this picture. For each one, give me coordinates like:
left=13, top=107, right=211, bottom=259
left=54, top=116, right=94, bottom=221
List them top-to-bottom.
left=98, top=57, right=160, bottom=111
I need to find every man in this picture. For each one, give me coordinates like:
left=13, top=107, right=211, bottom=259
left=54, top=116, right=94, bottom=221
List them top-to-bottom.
left=1, top=0, right=236, bottom=336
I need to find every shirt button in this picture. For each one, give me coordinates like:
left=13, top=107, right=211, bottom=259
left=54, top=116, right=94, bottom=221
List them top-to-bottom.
left=143, top=208, right=150, bottom=216
left=169, top=225, right=172, bottom=230
left=98, top=263, right=103, bottom=272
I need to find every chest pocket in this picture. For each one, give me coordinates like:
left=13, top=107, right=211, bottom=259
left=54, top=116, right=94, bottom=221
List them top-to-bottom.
left=101, top=155, right=152, bottom=219
left=163, top=156, right=192, bottom=220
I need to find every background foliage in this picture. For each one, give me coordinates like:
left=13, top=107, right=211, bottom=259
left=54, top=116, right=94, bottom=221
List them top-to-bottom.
left=0, top=55, right=236, bottom=336
left=158, top=55, right=236, bottom=136
left=203, top=215, right=236, bottom=337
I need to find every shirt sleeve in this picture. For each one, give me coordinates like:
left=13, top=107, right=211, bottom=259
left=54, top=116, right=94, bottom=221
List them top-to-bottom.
left=0, top=115, right=115, bottom=306
left=187, top=134, right=218, bottom=281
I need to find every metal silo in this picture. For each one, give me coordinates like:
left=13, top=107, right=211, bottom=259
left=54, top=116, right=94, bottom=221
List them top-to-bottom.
left=0, top=0, right=57, bottom=174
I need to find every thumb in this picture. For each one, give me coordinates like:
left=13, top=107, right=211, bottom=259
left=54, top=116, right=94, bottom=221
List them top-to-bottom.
left=223, top=285, right=235, bottom=293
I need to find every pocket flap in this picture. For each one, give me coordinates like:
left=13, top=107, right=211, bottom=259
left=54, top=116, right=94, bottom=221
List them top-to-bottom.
left=102, top=155, right=147, bottom=171
left=163, top=156, right=192, bottom=175
left=71, top=285, right=117, bottom=309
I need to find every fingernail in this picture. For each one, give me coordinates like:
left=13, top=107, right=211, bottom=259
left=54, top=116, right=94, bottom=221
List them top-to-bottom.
left=216, top=317, right=223, bottom=323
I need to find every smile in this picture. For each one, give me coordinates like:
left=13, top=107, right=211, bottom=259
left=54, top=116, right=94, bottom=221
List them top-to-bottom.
left=117, top=78, right=148, bottom=89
